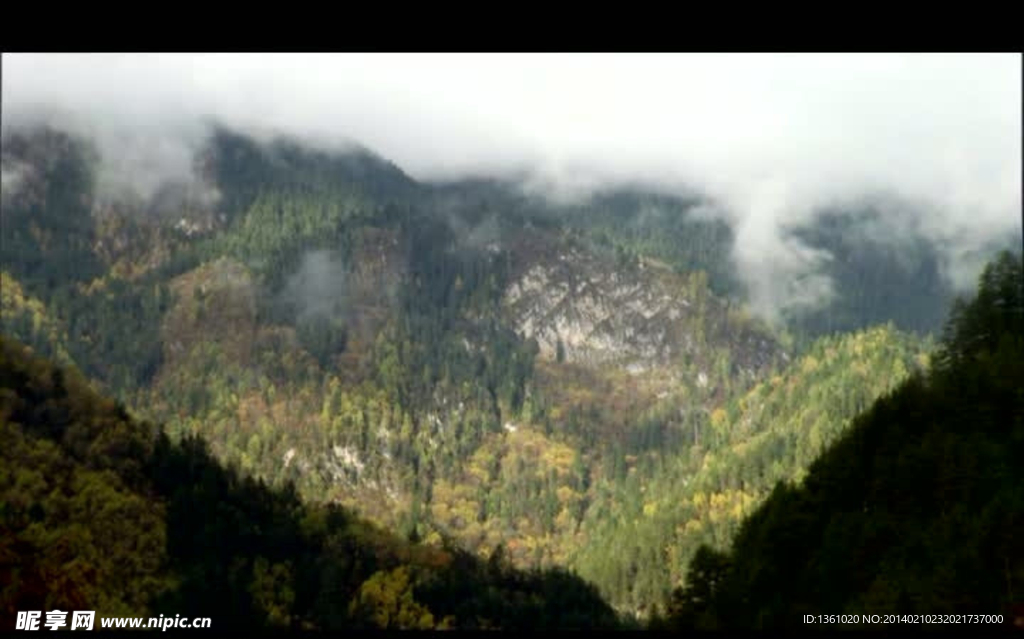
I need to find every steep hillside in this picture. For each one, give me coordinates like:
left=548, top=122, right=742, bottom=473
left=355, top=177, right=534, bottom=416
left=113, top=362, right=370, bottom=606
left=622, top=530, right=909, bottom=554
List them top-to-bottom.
left=0, top=122, right=993, bottom=622
left=1, top=126, right=102, bottom=293
left=560, top=188, right=742, bottom=299
left=783, top=207, right=954, bottom=337
left=502, top=228, right=777, bottom=379
left=662, top=251, right=1024, bottom=629
left=0, top=272, right=77, bottom=371
left=569, top=324, right=928, bottom=613
left=0, top=335, right=621, bottom=630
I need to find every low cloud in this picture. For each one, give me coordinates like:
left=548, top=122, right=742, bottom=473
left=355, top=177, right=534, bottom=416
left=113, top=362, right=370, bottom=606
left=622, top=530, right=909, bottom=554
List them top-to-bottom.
left=3, top=53, right=1019, bottom=317
left=0, top=159, right=30, bottom=203
left=277, top=250, right=350, bottom=323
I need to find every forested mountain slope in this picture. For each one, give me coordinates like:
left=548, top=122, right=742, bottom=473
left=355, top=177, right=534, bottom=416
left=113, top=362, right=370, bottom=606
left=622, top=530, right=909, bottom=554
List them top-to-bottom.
left=0, top=121, right=1007, bottom=619
left=662, top=251, right=1024, bottom=629
left=570, top=323, right=928, bottom=613
left=0, top=335, right=620, bottom=630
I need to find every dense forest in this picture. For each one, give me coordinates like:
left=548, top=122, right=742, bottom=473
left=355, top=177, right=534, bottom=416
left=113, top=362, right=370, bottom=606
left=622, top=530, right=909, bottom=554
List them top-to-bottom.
left=1, top=122, right=1020, bottom=627
left=659, top=251, right=1024, bottom=629
left=571, top=323, right=930, bottom=612
left=0, top=335, right=620, bottom=629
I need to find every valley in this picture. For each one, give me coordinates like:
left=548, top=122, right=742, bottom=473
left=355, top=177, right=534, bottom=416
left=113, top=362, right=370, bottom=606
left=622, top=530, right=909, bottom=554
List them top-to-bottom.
left=1, top=119, right=1020, bottom=628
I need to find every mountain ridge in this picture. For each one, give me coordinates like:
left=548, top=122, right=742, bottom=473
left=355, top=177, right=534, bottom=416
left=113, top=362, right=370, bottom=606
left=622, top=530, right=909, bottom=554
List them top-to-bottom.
left=0, top=121, right=1013, bottom=617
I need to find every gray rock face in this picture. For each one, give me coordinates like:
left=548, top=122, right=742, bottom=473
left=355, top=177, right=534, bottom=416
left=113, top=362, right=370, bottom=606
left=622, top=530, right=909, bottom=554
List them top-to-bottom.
left=500, top=232, right=783, bottom=388
left=502, top=241, right=699, bottom=373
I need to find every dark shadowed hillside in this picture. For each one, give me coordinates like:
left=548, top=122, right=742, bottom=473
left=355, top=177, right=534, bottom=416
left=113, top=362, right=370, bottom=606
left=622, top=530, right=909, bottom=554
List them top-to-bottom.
left=784, top=207, right=954, bottom=337
left=661, top=251, right=1024, bottom=629
left=0, top=334, right=621, bottom=630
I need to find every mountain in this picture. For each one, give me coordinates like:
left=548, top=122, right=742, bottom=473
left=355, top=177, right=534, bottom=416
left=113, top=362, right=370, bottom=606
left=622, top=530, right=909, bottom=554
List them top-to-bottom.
left=0, top=121, right=1015, bottom=621
left=783, top=206, right=954, bottom=337
left=661, top=251, right=1024, bottom=629
left=571, top=323, right=928, bottom=613
left=0, top=334, right=620, bottom=630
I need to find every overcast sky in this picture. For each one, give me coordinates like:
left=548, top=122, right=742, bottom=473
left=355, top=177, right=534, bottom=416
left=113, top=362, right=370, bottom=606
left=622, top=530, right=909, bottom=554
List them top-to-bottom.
left=2, top=53, right=1021, bottom=315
